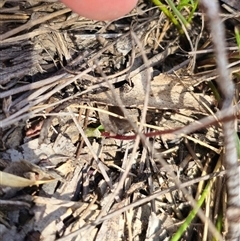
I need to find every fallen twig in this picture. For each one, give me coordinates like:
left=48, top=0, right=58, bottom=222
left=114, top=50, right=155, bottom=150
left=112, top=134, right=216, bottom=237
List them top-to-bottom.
left=200, top=0, right=240, bottom=239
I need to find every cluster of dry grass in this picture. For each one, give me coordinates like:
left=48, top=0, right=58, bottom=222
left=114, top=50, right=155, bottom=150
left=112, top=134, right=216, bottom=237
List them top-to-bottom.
left=0, top=0, right=240, bottom=240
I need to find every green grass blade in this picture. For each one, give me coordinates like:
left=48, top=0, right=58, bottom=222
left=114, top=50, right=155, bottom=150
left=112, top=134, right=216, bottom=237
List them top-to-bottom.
left=151, top=0, right=183, bottom=33
left=165, top=0, right=190, bottom=28
left=187, top=0, right=198, bottom=23
left=235, top=26, right=240, bottom=50
left=170, top=181, right=211, bottom=241
left=212, top=211, right=223, bottom=241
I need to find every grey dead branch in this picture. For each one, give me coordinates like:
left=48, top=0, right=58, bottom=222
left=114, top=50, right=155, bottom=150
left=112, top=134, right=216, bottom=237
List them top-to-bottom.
left=200, top=0, right=240, bottom=240
left=0, top=1, right=240, bottom=241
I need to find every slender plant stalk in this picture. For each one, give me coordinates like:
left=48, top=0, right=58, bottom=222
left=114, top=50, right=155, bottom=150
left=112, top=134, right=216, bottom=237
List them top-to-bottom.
left=200, top=0, right=240, bottom=240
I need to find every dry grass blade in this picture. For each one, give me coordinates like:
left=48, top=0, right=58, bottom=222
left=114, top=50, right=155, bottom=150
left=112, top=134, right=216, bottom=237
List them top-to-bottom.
left=2, top=1, right=240, bottom=240
left=0, top=7, right=71, bottom=40
left=67, top=107, right=116, bottom=198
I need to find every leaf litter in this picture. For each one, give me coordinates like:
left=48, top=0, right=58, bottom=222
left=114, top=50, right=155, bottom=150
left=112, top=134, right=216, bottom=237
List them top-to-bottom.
left=0, top=0, right=240, bottom=240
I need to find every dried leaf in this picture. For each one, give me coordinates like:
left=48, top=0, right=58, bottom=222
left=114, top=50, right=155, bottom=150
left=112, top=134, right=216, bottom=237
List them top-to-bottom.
left=91, top=73, right=214, bottom=113
left=97, top=105, right=139, bottom=134
left=0, top=171, right=55, bottom=188
left=146, top=212, right=161, bottom=241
